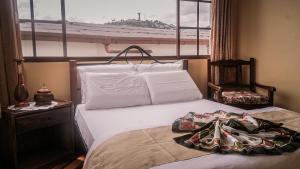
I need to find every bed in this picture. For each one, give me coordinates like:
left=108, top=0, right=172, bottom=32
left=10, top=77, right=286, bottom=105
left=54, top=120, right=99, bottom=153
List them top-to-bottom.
left=69, top=48, right=300, bottom=169
left=75, top=100, right=283, bottom=151
left=75, top=102, right=300, bottom=169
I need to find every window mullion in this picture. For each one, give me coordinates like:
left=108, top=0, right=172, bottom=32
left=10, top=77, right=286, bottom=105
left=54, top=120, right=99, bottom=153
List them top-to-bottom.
left=29, top=0, right=37, bottom=57
left=61, top=0, right=67, bottom=57
left=176, top=0, right=180, bottom=58
left=181, top=0, right=211, bottom=3
left=197, top=1, right=199, bottom=56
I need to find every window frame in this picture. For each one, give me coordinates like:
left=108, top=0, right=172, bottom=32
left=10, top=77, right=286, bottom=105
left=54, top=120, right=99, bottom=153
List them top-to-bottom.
left=19, top=0, right=210, bottom=62
left=176, top=0, right=211, bottom=58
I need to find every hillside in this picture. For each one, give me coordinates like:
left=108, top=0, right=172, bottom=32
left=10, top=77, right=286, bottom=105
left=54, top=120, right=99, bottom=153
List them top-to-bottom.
left=105, top=19, right=175, bottom=29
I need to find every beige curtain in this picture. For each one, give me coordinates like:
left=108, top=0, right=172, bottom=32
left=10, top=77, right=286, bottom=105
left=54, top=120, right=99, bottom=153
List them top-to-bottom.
left=0, top=0, right=22, bottom=106
left=210, top=0, right=238, bottom=84
left=211, top=0, right=238, bottom=61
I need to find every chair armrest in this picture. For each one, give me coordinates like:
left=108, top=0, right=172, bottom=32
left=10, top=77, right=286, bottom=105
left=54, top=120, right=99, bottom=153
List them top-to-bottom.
left=208, top=82, right=223, bottom=92
left=208, top=82, right=223, bottom=102
left=255, top=83, right=276, bottom=92
left=255, top=83, right=276, bottom=105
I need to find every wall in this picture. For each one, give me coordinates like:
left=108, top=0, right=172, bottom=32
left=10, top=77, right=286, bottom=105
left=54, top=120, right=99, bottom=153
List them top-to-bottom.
left=237, top=0, right=300, bottom=111
left=22, top=40, right=209, bottom=57
left=23, top=60, right=208, bottom=101
left=24, top=62, right=70, bottom=101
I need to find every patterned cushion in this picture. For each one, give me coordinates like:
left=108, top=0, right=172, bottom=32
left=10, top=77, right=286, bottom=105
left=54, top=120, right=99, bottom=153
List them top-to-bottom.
left=221, top=90, right=269, bottom=105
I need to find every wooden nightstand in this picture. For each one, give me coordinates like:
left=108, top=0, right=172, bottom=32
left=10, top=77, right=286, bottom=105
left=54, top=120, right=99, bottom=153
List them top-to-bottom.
left=0, top=101, right=75, bottom=169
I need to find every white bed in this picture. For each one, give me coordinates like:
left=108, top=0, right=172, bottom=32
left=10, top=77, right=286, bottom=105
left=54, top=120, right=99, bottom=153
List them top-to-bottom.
left=70, top=58, right=300, bottom=169
left=74, top=99, right=300, bottom=169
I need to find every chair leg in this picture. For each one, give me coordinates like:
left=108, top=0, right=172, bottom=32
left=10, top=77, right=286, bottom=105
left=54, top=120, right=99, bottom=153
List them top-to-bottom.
left=208, top=87, right=211, bottom=100
left=268, top=91, right=275, bottom=106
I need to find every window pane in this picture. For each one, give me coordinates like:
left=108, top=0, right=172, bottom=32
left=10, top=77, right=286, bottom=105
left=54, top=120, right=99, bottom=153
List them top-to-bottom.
left=17, top=0, right=31, bottom=19
left=17, top=0, right=33, bottom=56
left=33, top=0, right=61, bottom=21
left=65, top=0, right=177, bottom=57
left=180, top=1, right=197, bottom=27
left=180, top=2, right=211, bottom=28
left=199, top=2, right=211, bottom=28
left=20, top=22, right=34, bottom=56
left=35, top=22, right=64, bottom=56
left=180, top=29, right=197, bottom=55
left=180, top=29, right=210, bottom=56
left=199, top=29, right=211, bottom=55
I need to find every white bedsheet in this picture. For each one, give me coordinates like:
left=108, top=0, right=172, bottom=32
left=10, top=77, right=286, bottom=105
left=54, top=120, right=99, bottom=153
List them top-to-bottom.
left=75, top=99, right=300, bottom=169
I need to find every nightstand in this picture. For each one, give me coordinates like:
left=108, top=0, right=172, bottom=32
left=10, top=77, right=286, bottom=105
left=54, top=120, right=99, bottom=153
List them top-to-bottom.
left=0, top=101, right=74, bottom=169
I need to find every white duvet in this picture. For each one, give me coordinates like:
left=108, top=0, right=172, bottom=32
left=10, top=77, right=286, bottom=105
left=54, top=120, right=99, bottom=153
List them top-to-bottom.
left=75, top=99, right=300, bottom=169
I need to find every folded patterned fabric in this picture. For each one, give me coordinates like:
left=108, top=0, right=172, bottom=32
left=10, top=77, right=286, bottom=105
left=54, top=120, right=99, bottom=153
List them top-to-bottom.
left=172, top=110, right=300, bottom=155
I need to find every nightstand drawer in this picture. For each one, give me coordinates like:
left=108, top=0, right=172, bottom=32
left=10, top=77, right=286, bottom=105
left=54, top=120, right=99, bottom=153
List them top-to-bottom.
left=15, top=107, right=70, bottom=134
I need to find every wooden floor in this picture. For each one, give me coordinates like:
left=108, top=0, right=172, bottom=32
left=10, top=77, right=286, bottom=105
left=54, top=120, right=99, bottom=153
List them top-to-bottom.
left=52, top=155, right=85, bottom=169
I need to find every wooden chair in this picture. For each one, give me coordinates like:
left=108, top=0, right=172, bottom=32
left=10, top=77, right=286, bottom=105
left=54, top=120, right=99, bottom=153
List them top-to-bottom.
left=207, top=58, right=276, bottom=110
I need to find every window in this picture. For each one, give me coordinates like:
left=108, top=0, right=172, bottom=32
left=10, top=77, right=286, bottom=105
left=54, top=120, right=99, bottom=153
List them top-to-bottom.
left=17, top=0, right=211, bottom=60
left=18, top=0, right=66, bottom=57
left=177, top=0, right=211, bottom=57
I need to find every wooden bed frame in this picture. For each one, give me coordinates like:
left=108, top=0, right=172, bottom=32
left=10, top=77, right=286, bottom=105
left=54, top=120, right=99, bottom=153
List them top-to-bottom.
left=68, top=45, right=189, bottom=154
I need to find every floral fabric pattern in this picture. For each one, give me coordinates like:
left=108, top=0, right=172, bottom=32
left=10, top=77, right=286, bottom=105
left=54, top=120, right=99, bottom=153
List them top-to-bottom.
left=214, top=90, right=269, bottom=105
left=172, top=110, right=300, bottom=155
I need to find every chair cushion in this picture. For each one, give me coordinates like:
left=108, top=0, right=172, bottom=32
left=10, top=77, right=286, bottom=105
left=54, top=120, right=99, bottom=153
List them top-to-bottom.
left=221, top=90, right=269, bottom=105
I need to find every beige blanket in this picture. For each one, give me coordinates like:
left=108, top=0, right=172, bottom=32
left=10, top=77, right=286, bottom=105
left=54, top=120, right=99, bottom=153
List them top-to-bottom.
left=84, top=110, right=300, bottom=169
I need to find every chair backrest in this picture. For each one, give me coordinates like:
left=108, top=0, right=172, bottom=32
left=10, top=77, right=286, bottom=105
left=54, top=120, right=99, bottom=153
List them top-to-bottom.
left=208, top=58, right=256, bottom=90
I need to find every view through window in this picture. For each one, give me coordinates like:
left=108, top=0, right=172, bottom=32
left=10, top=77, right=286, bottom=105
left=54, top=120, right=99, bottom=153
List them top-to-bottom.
left=17, top=0, right=211, bottom=58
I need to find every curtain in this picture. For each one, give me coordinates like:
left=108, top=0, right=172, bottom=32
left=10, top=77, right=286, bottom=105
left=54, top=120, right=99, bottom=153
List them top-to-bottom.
left=0, top=0, right=22, bottom=106
left=210, top=0, right=238, bottom=84
left=211, top=0, right=238, bottom=61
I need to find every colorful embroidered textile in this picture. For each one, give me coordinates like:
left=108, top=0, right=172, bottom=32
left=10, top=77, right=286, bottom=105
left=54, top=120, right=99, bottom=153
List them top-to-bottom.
left=214, top=90, right=269, bottom=105
left=172, top=110, right=300, bottom=155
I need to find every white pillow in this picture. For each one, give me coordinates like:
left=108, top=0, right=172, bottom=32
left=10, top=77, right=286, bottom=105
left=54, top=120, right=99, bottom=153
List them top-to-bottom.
left=136, top=60, right=183, bottom=73
left=78, top=64, right=135, bottom=103
left=142, top=71, right=203, bottom=104
left=85, top=72, right=151, bottom=110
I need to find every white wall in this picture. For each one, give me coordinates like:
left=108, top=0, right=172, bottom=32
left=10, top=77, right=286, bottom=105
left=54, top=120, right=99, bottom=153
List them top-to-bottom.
left=21, top=40, right=209, bottom=56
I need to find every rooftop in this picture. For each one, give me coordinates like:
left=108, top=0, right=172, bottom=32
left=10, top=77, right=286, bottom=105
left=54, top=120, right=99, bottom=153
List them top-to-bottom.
left=20, top=21, right=210, bottom=45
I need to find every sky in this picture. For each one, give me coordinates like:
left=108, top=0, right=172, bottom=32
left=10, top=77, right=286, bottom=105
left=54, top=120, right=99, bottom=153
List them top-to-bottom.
left=17, top=0, right=211, bottom=27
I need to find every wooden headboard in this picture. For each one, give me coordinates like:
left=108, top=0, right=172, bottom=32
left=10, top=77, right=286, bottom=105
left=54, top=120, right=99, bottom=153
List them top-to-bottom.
left=69, top=45, right=189, bottom=107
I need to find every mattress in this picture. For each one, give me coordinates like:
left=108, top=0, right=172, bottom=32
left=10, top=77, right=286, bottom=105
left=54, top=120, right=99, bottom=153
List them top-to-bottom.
left=75, top=99, right=300, bottom=169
